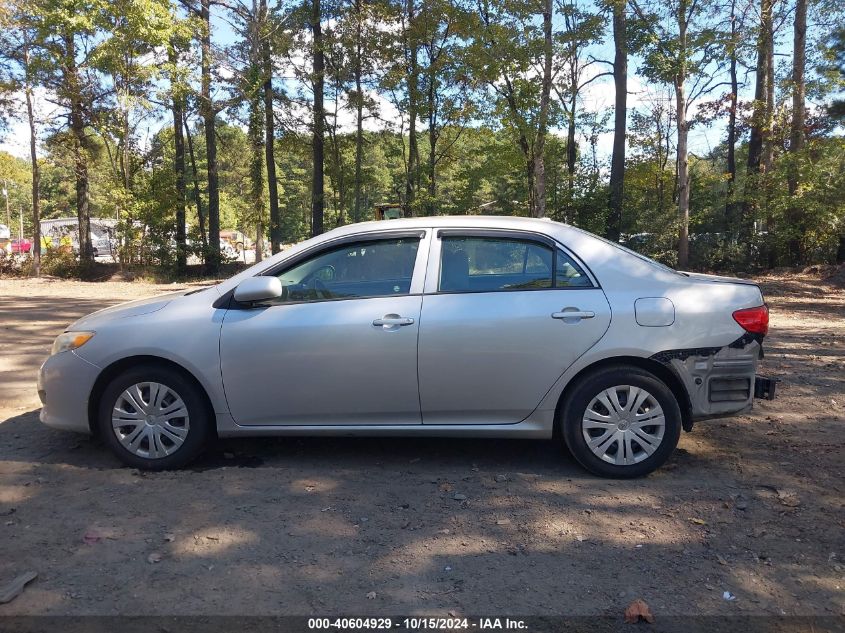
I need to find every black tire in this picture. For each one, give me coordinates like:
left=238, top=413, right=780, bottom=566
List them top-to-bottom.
left=98, top=364, right=211, bottom=470
left=560, top=366, right=682, bottom=478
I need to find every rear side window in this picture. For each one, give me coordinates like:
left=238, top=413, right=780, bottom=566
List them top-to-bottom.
left=439, top=236, right=593, bottom=292
left=274, top=237, right=420, bottom=302
left=555, top=250, right=593, bottom=287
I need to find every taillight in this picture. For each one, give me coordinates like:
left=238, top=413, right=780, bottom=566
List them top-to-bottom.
left=732, top=305, right=769, bottom=337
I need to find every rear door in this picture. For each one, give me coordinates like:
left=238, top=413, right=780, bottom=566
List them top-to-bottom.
left=417, top=229, right=611, bottom=425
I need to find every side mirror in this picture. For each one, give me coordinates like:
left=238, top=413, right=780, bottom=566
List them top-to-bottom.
left=233, top=276, right=283, bottom=304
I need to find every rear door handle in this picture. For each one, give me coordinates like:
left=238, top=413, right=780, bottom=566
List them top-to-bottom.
left=552, top=309, right=595, bottom=320
left=373, top=314, right=415, bottom=328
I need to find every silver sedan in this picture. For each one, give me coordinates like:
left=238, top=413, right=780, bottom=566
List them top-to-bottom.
left=38, top=216, right=774, bottom=477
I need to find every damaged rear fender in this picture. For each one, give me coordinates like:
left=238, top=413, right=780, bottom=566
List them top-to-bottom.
left=649, top=335, right=762, bottom=422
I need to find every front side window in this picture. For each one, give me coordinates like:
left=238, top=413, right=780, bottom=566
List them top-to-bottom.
left=439, top=236, right=593, bottom=292
left=273, top=237, right=420, bottom=302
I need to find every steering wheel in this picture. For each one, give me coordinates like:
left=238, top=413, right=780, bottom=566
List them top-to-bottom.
left=310, top=277, right=330, bottom=300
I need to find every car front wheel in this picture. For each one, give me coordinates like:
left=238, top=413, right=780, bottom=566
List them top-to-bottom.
left=98, top=365, right=210, bottom=470
left=561, top=366, right=682, bottom=478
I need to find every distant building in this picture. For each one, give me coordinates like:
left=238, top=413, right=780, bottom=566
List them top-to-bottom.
left=40, top=218, right=122, bottom=255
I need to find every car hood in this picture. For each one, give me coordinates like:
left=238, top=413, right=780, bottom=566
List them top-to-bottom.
left=68, top=291, right=187, bottom=331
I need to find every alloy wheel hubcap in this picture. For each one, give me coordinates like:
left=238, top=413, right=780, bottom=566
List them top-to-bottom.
left=112, top=382, right=190, bottom=459
left=582, top=385, right=665, bottom=466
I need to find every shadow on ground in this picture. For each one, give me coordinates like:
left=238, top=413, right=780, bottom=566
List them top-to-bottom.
left=0, top=274, right=842, bottom=618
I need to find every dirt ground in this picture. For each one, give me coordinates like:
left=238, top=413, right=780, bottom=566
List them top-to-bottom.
left=0, top=272, right=842, bottom=619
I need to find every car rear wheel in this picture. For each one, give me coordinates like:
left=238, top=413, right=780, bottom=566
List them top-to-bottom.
left=98, top=365, right=210, bottom=470
left=561, top=366, right=681, bottom=478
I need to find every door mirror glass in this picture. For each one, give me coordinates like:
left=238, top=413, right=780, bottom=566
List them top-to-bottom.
left=234, top=276, right=283, bottom=304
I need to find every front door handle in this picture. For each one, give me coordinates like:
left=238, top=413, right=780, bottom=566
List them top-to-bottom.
left=552, top=308, right=596, bottom=321
left=373, top=314, right=415, bottom=328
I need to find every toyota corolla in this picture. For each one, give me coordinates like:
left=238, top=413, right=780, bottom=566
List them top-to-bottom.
left=38, top=216, right=775, bottom=477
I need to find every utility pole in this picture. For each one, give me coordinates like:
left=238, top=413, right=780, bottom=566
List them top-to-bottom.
left=3, top=180, right=9, bottom=230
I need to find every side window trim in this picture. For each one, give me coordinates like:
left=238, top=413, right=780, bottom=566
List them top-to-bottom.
left=429, top=228, right=598, bottom=294
left=251, top=229, right=430, bottom=306
left=262, top=229, right=427, bottom=279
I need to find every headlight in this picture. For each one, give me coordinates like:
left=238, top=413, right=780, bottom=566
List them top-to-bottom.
left=51, top=331, right=95, bottom=355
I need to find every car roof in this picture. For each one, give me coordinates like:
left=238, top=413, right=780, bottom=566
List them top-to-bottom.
left=216, top=214, right=684, bottom=295
left=322, top=215, right=575, bottom=239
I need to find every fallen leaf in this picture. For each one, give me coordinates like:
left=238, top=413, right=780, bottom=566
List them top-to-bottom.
left=438, top=482, right=453, bottom=493
left=689, top=518, right=707, bottom=525
left=83, top=530, right=101, bottom=544
left=147, top=552, right=163, bottom=564
left=716, top=554, right=728, bottom=566
left=366, top=591, right=377, bottom=600
left=624, top=598, right=655, bottom=624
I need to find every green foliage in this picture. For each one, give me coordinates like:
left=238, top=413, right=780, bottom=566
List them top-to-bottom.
left=0, top=0, right=842, bottom=280
left=822, top=28, right=845, bottom=119
left=40, top=247, right=81, bottom=278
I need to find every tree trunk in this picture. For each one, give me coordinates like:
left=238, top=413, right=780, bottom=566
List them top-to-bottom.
left=201, top=0, right=220, bottom=272
left=250, top=0, right=266, bottom=260
left=260, top=0, right=281, bottom=252
left=311, top=0, right=325, bottom=236
left=353, top=0, right=364, bottom=223
left=404, top=0, right=420, bottom=218
left=533, top=0, right=553, bottom=219
left=606, top=0, right=626, bottom=242
left=674, top=0, right=690, bottom=270
left=725, top=0, right=738, bottom=231
left=742, top=0, right=772, bottom=245
left=786, top=0, right=807, bottom=264
left=763, top=23, right=776, bottom=267
left=63, top=33, right=92, bottom=264
left=23, top=44, right=41, bottom=277
left=170, top=46, right=187, bottom=274
left=427, top=62, right=437, bottom=217
left=676, top=80, right=689, bottom=269
left=566, top=91, right=576, bottom=201
left=249, top=97, right=265, bottom=264
left=121, top=107, right=131, bottom=191
left=70, top=109, right=91, bottom=264
left=184, top=115, right=208, bottom=253
left=525, top=154, right=535, bottom=215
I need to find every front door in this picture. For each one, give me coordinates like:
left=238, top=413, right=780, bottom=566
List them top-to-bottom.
left=417, top=231, right=611, bottom=425
left=220, top=233, right=427, bottom=426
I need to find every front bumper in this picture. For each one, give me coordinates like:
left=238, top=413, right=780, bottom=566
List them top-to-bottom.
left=38, top=350, right=101, bottom=434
